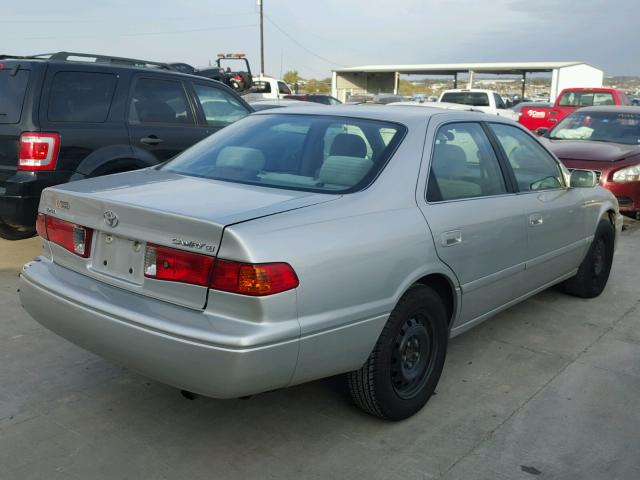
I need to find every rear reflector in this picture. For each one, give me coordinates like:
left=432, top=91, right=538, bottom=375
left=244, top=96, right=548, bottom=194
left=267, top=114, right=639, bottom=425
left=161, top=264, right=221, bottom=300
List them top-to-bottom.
left=18, top=132, right=61, bottom=171
left=38, top=214, right=92, bottom=257
left=143, top=244, right=298, bottom=295
left=144, top=244, right=214, bottom=287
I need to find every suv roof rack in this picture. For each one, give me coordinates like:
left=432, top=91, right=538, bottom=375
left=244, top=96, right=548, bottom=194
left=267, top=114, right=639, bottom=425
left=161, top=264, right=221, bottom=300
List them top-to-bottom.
left=0, top=52, right=174, bottom=70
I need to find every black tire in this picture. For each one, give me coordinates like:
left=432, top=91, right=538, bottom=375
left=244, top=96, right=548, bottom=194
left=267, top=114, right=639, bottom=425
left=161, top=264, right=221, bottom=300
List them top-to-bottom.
left=562, top=219, right=615, bottom=298
left=0, top=220, right=36, bottom=241
left=347, top=285, right=448, bottom=420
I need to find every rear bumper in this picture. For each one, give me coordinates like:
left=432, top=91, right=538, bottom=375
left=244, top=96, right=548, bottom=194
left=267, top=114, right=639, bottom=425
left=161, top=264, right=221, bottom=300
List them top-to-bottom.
left=0, top=170, right=73, bottom=227
left=19, top=259, right=299, bottom=398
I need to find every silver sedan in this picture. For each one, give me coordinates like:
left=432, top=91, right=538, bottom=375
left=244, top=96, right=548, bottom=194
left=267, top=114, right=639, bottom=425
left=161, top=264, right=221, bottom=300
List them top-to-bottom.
left=20, top=105, right=623, bottom=420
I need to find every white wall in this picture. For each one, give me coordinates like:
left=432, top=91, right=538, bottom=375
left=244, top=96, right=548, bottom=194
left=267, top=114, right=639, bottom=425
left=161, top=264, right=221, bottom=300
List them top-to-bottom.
left=550, top=64, right=604, bottom=101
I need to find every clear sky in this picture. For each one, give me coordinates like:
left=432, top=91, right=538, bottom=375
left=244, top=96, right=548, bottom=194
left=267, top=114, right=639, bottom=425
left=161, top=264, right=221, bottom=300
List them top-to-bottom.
left=2, top=0, right=638, bottom=78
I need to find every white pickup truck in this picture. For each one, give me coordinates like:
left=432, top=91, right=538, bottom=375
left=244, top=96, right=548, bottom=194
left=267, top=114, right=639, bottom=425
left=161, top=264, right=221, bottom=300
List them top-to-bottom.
left=241, top=75, right=292, bottom=102
left=438, top=89, right=518, bottom=120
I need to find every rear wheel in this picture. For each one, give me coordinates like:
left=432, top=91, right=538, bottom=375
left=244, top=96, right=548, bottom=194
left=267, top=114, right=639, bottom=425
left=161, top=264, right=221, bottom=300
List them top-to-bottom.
left=562, top=219, right=614, bottom=298
left=0, top=220, right=36, bottom=241
left=347, top=285, right=448, bottom=420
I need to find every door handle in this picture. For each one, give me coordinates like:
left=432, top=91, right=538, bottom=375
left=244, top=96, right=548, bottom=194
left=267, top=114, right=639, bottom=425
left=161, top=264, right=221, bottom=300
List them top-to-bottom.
left=140, top=136, right=163, bottom=145
left=529, top=214, right=544, bottom=226
left=441, top=230, right=462, bottom=247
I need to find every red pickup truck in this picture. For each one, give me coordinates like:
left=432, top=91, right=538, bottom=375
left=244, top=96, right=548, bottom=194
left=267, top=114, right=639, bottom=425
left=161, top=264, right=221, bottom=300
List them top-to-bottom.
left=519, top=87, right=631, bottom=132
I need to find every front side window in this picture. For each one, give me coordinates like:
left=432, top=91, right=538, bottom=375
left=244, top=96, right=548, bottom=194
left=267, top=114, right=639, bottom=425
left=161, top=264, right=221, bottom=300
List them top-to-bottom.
left=48, top=71, right=116, bottom=122
left=129, top=78, right=193, bottom=125
left=278, top=81, right=292, bottom=95
left=193, top=83, right=249, bottom=127
left=494, top=93, right=506, bottom=109
left=162, top=114, right=405, bottom=193
left=427, top=123, right=507, bottom=202
left=490, top=123, right=564, bottom=191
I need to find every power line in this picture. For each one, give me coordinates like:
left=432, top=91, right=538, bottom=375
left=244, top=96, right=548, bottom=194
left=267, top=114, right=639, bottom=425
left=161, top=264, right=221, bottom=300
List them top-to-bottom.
left=264, top=14, right=346, bottom=67
left=15, top=24, right=257, bottom=41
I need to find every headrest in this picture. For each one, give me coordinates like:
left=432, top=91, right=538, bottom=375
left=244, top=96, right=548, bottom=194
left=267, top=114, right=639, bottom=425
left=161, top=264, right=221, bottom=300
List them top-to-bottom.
left=330, top=133, right=368, bottom=158
left=432, top=143, right=467, bottom=176
left=216, top=146, right=265, bottom=171
left=319, top=155, right=373, bottom=187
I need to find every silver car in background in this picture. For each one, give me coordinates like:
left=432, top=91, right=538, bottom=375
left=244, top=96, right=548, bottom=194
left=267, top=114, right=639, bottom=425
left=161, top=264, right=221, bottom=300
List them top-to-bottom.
left=20, top=106, right=623, bottom=420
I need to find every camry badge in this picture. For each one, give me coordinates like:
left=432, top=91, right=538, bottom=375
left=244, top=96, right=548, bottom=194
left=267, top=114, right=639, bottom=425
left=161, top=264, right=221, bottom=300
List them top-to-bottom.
left=103, top=210, right=119, bottom=228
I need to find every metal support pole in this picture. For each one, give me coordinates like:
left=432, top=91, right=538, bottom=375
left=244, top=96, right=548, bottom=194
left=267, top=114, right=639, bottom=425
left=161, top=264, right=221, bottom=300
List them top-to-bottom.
left=259, top=0, right=264, bottom=75
left=521, top=71, right=526, bottom=98
left=453, top=72, right=457, bottom=89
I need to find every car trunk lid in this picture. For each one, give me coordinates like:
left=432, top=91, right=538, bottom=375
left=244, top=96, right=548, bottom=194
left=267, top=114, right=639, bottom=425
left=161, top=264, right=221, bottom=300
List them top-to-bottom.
left=39, top=168, right=336, bottom=309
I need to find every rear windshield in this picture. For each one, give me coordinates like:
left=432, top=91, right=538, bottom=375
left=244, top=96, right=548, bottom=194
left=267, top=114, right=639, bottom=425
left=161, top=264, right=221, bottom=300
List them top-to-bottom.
left=0, top=68, right=30, bottom=124
left=557, top=91, right=614, bottom=107
left=441, top=92, right=490, bottom=107
left=162, top=114, right=406, bottom=193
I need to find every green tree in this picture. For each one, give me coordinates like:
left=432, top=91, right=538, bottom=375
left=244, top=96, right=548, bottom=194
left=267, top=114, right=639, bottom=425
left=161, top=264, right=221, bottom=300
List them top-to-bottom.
left=283, top=70, right=303, bottom=85
left=304, top=77, right=331, bottom=94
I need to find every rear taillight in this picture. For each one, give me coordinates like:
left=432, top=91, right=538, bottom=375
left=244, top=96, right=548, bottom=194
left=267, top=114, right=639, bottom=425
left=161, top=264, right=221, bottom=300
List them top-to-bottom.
left=18, top=132, right=61, bottom=171
left=38, top=214, right=92, bottom=257
left=143, top=244, right=298, bottom=295
left=144, top=244, right=214, bottom=287
left=210, top=259, right=299, bottom=296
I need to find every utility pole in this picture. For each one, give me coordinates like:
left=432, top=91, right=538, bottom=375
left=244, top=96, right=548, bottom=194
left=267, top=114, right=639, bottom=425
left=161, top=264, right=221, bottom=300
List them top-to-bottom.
left=258, top=0, right=264, bottom=75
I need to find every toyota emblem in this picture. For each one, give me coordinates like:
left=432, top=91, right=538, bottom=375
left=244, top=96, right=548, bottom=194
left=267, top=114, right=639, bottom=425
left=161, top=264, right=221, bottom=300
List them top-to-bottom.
left=103, top=210, right=119, bottom=228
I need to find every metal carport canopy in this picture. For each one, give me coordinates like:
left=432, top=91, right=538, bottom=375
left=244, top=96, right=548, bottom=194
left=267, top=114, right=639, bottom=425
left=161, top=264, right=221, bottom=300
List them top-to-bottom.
left=331, top=61, right=603, bottom=102
left=333, top=61, right=588, bottom=75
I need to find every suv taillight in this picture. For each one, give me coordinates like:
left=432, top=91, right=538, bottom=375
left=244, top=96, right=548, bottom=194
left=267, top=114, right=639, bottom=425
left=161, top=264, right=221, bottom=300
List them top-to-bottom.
left=18, top=132, right=60, bottom=171
left=37, top=213, right=92, bottom=258
left=144, top=243, right=298, bottom=295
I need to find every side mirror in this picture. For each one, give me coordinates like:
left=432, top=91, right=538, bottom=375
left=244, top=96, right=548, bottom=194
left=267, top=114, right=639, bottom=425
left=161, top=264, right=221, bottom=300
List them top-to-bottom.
left=535, top=127, right=549, bottom=137
left=570, top=169, right=598, bottom=188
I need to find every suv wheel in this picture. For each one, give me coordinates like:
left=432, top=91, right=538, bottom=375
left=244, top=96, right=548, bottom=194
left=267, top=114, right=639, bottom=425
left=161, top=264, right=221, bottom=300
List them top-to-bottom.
left=562, top=219, right=614, bottom=298
left=0, top=220, right=36, bottom=241
left=347, top=285, right=448, bottom=420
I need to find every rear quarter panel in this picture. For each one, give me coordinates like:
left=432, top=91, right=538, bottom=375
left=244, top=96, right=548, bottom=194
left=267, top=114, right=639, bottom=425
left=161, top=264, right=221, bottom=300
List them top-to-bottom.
left=218, top=194, right=457, bottom=385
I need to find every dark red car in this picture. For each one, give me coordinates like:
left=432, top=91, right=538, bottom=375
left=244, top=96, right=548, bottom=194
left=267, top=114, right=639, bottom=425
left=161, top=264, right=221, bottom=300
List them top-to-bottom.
left=540, top=106, right=640, bottom=217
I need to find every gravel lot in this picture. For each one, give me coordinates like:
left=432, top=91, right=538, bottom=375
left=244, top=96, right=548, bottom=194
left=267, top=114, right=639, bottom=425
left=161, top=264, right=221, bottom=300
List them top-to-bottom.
left=1, top=222, right=639, bottom=480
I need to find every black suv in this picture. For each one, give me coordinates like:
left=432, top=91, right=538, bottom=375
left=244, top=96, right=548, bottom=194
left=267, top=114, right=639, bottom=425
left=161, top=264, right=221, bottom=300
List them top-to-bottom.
left=0, top=52, right=252, bottom=240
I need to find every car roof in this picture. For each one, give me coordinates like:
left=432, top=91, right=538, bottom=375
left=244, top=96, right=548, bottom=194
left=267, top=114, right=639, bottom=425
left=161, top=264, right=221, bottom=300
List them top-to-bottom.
left=388, top=101, right=482, bottom=111
left=251, top=104, right=487, bottom=122
left=571, top=105, right=640, bottom=114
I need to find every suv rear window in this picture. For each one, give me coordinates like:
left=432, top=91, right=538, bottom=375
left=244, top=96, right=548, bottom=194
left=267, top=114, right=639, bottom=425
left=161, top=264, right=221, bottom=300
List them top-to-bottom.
left=0, top=69, right=30, bottom=124
left=48, top=71, right=117, bottom=122
left=162, top=114, right=406, bottom=193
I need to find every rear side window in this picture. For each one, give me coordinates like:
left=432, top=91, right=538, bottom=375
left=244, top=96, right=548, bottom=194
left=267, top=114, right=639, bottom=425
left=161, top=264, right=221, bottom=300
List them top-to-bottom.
left=0, top=69, right=30, bottom=124
left=48, top=72, right=117, bottom=122
left=129, top=78, right=194, bottom=125
left=427, top=123, right=507, bottom=202
left=490, top=123, right=564, bottom=191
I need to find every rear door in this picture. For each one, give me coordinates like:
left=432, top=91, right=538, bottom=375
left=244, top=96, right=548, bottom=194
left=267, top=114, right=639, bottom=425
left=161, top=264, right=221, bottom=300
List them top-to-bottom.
left=127, top=75, right=207, bottom=162
left=418, top=120, right=529, bottom=327
left=488, top=122, right=587, bottom=294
